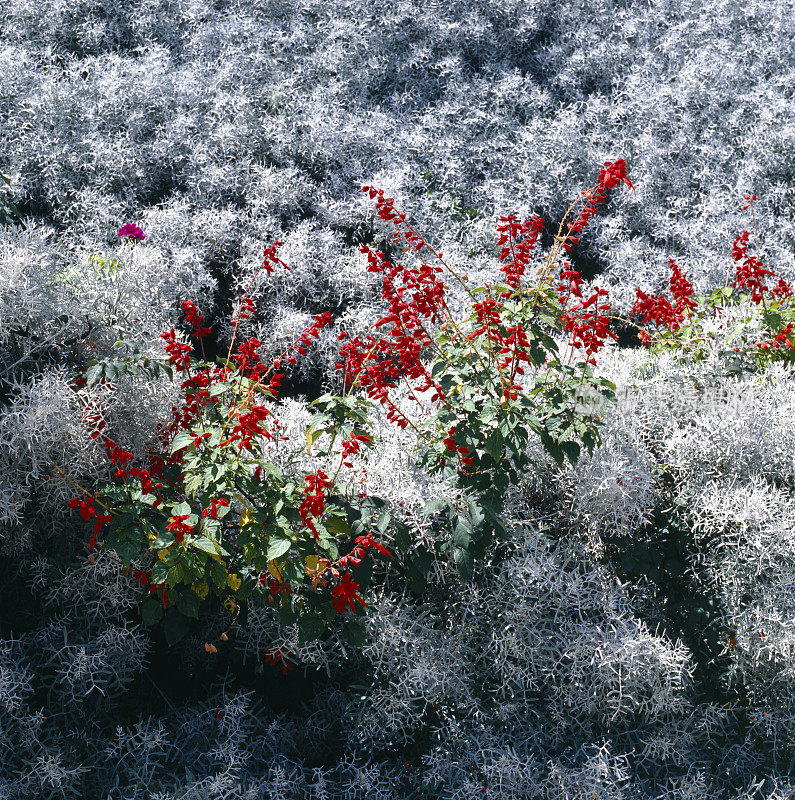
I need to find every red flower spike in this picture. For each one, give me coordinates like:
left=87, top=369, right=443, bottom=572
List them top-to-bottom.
left=331, top=572, right=367, bottom=613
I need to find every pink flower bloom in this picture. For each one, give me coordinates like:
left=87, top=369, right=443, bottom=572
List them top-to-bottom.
left=117, top=223, right=146, bottom=241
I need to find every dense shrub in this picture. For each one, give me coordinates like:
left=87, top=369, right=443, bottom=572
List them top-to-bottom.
left=2, top=1, right=795, bottom=797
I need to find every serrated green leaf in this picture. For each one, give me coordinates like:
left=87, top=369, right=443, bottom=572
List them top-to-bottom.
left=84, top=364, right=103, bottom=387
left=208, top=381, right=231, bottom=398
left=483, top=429, right=503, bottom=462
left=171, top=432, right=194, bottom=455
left=422, top=498, right=449, bottom=517
left=452, top=515, right=471, bottom=549
left=324, top=516, right=350, bottom=536
left=192, top=536, right=228, bottom=556
left=267, top=538, right=292, bottom=560
left=453, top=545, right=474, bottom=581
left=176, top=591, right=200, bottom=619
left=141, top=598, right=163, bottom=627
left=163, top=609, right=190, bottom=646
left=297, top=613, right=324, bottom=645
left=341, top=619, right=367, bottom=647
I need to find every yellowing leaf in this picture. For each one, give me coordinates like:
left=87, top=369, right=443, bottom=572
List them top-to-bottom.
left=240, top=506, right=255, bottom=528
left=324, top=516, right=350, bottom=536
left=157, top=544, right=175, bottom=561
left=305, top=555, right=320, bottom=574
left=267, top=560, right=283, bottom=581
left=226, top=573, right=242, bottom=592
left=192, top=580, right=210, bottom=600
left=224, top=597, right=237, bottom=612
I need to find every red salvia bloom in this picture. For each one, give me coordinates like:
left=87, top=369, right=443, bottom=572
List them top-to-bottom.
left=732, top=230, right=776, bottom=304
left=181, top=300, right=212, bottom=338
left=160, top=329, right=192, bottom=371
left=298, top=470, right=332, bottom=539
left=166, top=513, right=193, bottom=543
left=331, top=572, right=367, bottom=613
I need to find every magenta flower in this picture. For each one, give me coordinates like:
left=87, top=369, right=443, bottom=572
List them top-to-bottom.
left=117, top=223, right=146, bottom=241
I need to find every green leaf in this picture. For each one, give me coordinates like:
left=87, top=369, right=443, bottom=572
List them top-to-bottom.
left=84, top=364, right=104, bottom=387
left=208, top=381, right=231, bottom=398
left=483, top=429, right=503, bottom=462
left=171, top=432, right=194, bottom=455
left=560, top=441, right=581, bottom=468
left=184, top=471, right=202, bottom=497
left=422, top=498, right=449, bottom=517
left=467, top=499, right=485, bottom=530
left=376, top=511, right=391, bottom=533
left=452, top=515, right=472, bottom=549
left=324, top=516, right=350, bottom=536
left=393, top=522, right=412, bottom=553
left=152, top=531, right=174, bottom=549
left=192, top=536, right=228, bottom=556
left=267, top=538, right=292, bottom=560
left=114, top=540, right=141, bottom=567
left=453, top=545, right=474, bottom=581
left=209, top=560, right=227, bottom=588
left=151, top=561, right=168, bottom=585
left=166, top=563, right=185, bottom=588
left=176, top=591, right=200, bottom=619
left=141, top=598, right=163, bottom=627
left=163, top=609, right=190, bottom=647
left=297, top=613, right=325, bottom=645
left=341, top=619, right=367, bottom=647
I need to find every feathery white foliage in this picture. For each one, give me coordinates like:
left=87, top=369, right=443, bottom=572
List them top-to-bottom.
left=0, top=368, right=102, bottom=525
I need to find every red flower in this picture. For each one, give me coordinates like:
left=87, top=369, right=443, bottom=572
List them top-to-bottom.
left=732, top=230, right=776, bottom=304
left=181, top=300, right=211, bottom=338
left=160, top=329, right=192, bottom=371
left=299, top=470, right=332, bottom=538
left=202, top=497, right=230, bottom=519
left=165, top=513, right=193, bottom=542
left=331, top=573, right=367, bottom=613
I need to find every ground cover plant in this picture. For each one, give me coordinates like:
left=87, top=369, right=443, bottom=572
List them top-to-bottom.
left=2, top=1, right=795, bottom=798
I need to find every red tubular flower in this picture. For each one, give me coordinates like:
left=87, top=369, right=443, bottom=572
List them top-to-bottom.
left=564, top=160, right=633, bottom=252
left=496, top=214, right=544, bottom=291
left=732, top=230, right=776, bottom=304
left=261, top=241, right=289, bottom=276
left=667, top=259, right=697, bottom=313
left=771, top=278, right=793, bottom=302
left=562, top=286, right=617, bottom=363
left=631, top=290, right=682, bottom=330
left=231, top=297, right=256, bottom=328
left=181, top=300, right=212, bottom=339
left=758, top=322, right=795, bottom=351
left=160, top=329, right=192, bottom=371
left=232, top=337, right=262, bottom=372
left=227, top=404, right=271, bottom=451
left=442, top=426, right=457, bottom=452
left=340, top=431, right=371, bottom=467
left=299, top=470, right=332, bottom=538
left=202, top=497, right=230, bottom=519
left=68, top=498, right=96, bottom=522
left=165, top=513, right=193, bottom=543
left=338, top=533, right=391, bottom=569
left=133, top=570, right=151, bottom=588
left=331, top=572, right=367, bottom=613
